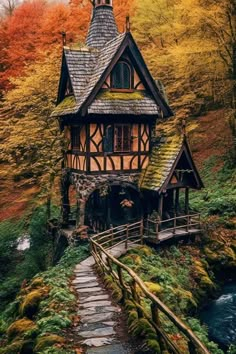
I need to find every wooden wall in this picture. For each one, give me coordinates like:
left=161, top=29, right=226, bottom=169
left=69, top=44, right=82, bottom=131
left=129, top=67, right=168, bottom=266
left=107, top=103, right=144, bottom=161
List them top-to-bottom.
left=65, top=123, right=150, bottom=173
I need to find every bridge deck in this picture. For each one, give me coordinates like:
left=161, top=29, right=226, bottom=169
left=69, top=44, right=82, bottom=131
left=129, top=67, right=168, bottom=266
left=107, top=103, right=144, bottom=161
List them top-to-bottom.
left=145, top=227, right=202, bottom=244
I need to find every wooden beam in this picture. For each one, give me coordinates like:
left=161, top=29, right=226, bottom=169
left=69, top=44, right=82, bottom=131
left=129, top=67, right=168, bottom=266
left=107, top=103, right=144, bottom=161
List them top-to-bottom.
left=175, top=188, right=179, bottom=214
left=185, top=188, right=189, bottom=215
left=158, top=194, right=163, bottom=223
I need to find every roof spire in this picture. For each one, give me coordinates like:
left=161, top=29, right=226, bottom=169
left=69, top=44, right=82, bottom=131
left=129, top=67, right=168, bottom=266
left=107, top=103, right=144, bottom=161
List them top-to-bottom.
left=86, top=0, right=119, bottom=49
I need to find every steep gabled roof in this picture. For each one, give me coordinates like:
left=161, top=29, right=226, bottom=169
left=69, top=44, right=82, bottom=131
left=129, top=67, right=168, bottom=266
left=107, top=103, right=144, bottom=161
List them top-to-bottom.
left=52, top=32, right=173, bottom=118
left=139, top=136, right=204, bottom=192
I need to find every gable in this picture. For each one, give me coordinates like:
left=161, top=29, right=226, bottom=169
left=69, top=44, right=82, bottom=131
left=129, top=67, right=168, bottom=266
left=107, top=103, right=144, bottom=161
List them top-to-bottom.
left=82, top=33, right=173, bottom=117
left=102, top=52, right=145, bottom=91
left=139, top=137, right=203, bottom=192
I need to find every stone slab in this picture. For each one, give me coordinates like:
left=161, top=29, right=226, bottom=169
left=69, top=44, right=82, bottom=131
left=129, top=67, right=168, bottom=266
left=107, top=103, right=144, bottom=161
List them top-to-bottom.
left=73, top=276, right=97, bottom=284
left=75, top=281, right=99, bottom=288
left=76, top=286, right=102, bottom=292
left=80, top=294, right=109, bottom=303
left=79, top=300, right=112, bottom=308
left=78, top=306, right=119, bottom=317
left=80, top=312, right=114, bottom=324
left=79, top=326, right=115, bottom=338
left=82, top=337, right=114, bottom=347
left=86, top=344, right=130, bottom=353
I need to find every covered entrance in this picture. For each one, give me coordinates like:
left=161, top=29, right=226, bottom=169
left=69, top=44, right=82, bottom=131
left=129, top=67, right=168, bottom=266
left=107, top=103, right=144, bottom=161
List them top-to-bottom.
left=85, top=184, right=143, bottom=232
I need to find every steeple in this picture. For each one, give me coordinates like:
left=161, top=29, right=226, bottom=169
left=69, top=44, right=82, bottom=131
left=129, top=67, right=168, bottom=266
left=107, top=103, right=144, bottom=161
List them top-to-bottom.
left=86, top=0, right=119, bottom=49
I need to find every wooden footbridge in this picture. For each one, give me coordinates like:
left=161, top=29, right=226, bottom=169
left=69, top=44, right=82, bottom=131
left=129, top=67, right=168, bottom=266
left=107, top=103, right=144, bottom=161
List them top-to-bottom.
left=90, top=215, right=210, bottom=354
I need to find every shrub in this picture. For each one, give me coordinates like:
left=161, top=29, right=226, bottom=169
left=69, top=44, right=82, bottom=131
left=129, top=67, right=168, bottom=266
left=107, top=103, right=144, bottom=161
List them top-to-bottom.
left=19, top=289, right=48, bottom=318
left=7, top=318, right=37, bottom=339
left=34, top=334, right=65, bottom=352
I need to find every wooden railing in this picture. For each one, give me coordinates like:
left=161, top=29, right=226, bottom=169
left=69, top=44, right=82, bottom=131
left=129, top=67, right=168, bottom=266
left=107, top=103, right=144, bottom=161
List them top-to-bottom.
left=145, top=213, right=201, bottom=242
left=90, top=218, right=209, bottom=354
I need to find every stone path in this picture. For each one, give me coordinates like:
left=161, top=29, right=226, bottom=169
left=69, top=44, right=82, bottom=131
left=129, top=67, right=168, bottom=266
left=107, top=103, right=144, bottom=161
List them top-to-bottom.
left=73, top=244, right=138, bottom=354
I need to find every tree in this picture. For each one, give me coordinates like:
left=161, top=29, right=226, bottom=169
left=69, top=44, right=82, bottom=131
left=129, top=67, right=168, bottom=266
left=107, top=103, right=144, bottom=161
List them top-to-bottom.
left=0, top=0, right=19, bottom=17
left=0, top=51, right=63, bottom=218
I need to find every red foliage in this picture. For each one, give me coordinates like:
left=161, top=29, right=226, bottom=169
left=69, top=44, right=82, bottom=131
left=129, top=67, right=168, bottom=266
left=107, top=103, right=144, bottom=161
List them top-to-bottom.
left=0, top=0, right=134, bottom=92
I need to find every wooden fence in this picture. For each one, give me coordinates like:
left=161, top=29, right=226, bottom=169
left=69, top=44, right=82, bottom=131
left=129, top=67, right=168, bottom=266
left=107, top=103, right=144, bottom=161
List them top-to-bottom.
left=90, top=217, right=209, bottom=354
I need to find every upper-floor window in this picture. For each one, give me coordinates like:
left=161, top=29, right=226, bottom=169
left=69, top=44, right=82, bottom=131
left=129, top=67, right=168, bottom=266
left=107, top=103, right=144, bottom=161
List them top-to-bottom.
left=111, top=62, right=131, bottom=90
left=104, top=124, right=131, bottom=152
left=114, top=124, right=131, bottom=152
left=71, top=127, right=80, bottom=151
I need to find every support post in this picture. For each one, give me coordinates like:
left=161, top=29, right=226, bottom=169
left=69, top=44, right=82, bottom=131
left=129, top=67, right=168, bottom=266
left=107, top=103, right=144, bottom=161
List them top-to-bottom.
left=175, top=188, right=179, bottom=215
left=185, top=188, right=189, bottom=215
left=158, top=194, right=163, bottom=229
left=140, top=219, right=144, bottom=245
left=125, top=224, right=129, bottom=249
left=118, top=267, right=127, bottom=304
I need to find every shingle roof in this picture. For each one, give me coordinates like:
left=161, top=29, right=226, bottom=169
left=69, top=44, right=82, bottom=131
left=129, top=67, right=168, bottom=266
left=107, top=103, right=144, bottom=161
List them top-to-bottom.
left=86, top=6, right=119, bottom=49
left=51, top=33, right=126, bottom=117
left=88, top=91, right=160, bottom=115
left=139, top=136, right=184, bottom=192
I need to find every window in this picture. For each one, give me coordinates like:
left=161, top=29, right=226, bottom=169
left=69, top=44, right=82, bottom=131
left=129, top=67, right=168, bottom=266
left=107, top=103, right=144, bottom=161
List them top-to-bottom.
left=111, top=62, right=131, bottom=89
left=114, top=124, right=131, bottom=152
left=104, top=125, right=113, bottom=153
left=71, top=127, right=80, bottom=151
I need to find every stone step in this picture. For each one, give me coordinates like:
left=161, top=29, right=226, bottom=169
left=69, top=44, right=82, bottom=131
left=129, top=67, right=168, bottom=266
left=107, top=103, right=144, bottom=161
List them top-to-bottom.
left=73, top=276, right=97, bottom=284
left=74, top=281, right=99, bottom=289
left=76, top=285, right=101, bottom=291
left=80, top=294, right=109, bottom=304
left=79, top=300, right=112, bottom=309
left=78, top=306, right=119, bottom=317
left=80, top=312, right=114, bottom=324
left=79, top=326, right=115, bottom=338
left=82, top=337, right=115, bottom=347
left=86, top=343, right=131, bottom=353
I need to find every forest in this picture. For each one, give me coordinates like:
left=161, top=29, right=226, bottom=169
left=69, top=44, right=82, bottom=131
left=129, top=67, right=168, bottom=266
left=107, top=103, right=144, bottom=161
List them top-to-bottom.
left=0, top=0, right=235, bottom=353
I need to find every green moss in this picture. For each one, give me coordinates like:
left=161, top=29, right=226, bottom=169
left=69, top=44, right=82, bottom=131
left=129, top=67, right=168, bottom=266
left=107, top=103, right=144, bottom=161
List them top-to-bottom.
left=98, top=90, right=145, bottom=100
left=53, top=96, right=76, bottom=114
left=144, top=281, right=163, bottom=296
left=7, top=318, right=37, bottom=339
left=34, top=334, right=65, bottom=352
left=0, top=339, right=34, bottom=354
left=146, top=339, right=161, bottom=353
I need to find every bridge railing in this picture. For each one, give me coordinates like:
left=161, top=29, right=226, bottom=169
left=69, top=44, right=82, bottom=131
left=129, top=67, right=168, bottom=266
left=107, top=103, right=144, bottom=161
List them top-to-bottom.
left=90, top=220, right=209, bottom=354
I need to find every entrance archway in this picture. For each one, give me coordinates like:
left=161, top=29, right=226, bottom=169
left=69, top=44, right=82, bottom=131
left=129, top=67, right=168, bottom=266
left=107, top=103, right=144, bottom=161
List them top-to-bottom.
left=85, top=184, right=143, bottom=232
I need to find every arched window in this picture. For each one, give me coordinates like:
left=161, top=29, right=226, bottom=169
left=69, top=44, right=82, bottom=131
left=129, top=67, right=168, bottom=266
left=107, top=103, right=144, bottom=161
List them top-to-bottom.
left=111, top=62, right=131, bottom=89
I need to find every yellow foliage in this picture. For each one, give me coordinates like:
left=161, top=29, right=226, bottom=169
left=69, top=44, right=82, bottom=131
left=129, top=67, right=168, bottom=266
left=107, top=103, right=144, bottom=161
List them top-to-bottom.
left=136, top=245, right=153, bottom=257
left=31, top=277, right=45, bottom=288
left=144, top=282, right=163, bottom=296
left=20, top=289, right=48, bottom=318
left=7, top=318, right=37, bottom=339
left=34, top=334, right=65, bottom=352
left=146, top=339, right=161, bottom=353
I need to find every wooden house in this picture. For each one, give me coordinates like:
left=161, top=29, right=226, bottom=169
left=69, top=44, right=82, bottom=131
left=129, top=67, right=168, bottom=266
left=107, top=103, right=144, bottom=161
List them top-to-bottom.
left=52, top=0, right=203, bottom=238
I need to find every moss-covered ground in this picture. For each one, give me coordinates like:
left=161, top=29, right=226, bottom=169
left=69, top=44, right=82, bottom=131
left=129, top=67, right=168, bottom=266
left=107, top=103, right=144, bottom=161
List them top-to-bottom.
left=119, top=230, right=235, bottom=354
left=0, top=245, right=89, bottom=354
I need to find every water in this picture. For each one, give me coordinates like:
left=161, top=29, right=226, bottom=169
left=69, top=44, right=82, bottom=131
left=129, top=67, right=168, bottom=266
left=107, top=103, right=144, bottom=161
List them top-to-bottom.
left=17, top=234, right=30, bottom=251
left=200, top=283, right=236, bottom=347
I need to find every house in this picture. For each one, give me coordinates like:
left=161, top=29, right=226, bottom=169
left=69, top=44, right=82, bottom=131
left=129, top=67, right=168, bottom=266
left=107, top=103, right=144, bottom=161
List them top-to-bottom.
left=52, top=0, right=203, bottom=238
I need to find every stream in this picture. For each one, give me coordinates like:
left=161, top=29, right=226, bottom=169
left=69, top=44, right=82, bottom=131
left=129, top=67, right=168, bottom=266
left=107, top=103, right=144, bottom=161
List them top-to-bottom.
left=199, top=283, right=236, bottom=349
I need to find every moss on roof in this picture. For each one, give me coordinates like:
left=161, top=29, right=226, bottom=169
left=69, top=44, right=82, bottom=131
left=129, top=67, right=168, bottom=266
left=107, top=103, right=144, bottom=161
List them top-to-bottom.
left=97, top=91, right=145, bottom=100
left=52, top=96, right=76, bottom=116
left=139, top=135, right=183, bottom=191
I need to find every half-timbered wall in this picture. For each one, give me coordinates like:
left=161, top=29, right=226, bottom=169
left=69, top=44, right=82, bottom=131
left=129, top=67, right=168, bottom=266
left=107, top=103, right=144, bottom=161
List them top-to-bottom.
left=66, top=122, right=150, bottom=174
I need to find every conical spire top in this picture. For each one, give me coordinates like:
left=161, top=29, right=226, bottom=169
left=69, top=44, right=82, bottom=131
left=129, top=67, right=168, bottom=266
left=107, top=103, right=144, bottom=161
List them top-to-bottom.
left=86, top=0, right=119, bottom=49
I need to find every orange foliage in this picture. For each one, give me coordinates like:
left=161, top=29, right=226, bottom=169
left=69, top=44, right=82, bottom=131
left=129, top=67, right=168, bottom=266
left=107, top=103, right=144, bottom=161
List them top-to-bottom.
left=0, top=0, right=134, bottom=92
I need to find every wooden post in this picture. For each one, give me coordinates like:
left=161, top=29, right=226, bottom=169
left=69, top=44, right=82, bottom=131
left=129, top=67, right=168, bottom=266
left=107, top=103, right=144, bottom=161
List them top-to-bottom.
left=175, top=188, right=179, bottom=215
left=185, top=188, right=189, bottom=215
left=158, top=194, right=163, bottom=232
left=173, top=213, right=176, bottom=234
left=140, top=219, right=144, bottom=245
left=156, top=221, right=159, bottom=242
left=110, top=224, right=114, bottom=247
left=125, top=224, right=129, bottom=249
left=118, top=267, right=127, bottom=304
left=131, top=280, right=143, bottom=318
left=151, top=303, right=166, bottom=351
